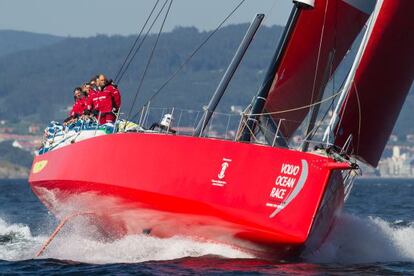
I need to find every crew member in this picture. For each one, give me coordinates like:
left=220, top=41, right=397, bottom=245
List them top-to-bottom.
left=89, top=74, right=122, bottom=124
left=85, top=76, right=100, bottom=119
left=85, top=76, right=98, bottom=108
left=64, top=87, right=88, bottom=125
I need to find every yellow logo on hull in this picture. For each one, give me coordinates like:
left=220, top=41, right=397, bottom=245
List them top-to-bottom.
left=32, top=160, right=48, bottom=174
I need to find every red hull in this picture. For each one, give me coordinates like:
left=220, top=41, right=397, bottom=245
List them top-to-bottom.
left=29, top=133, right=346, bottom=259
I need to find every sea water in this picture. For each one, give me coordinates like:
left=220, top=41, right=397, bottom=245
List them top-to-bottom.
left=0, top=179, right=413, bottom=274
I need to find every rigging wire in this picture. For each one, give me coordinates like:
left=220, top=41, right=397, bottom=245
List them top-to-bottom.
left=114, top=0, right=161, bottom=84
left=116, top=0, right=169, bottom=85
left=125, top=0, right=174, bottom=123
left=130, top=0, right=247, bottom=121
left=298, top=0, right=329, bottom=147
left=304, top=0, right=335, bottom=143
left=309, top=0, right=329, bottom=108
left=331, top=0, right=338, bottom=115
left=307, top=62, right=342, bottom=143
left=353, top=82, right=362, bottom=154
left=248, top=89, right=343, bottom=116
left=298, top=90, right=336, bottom=150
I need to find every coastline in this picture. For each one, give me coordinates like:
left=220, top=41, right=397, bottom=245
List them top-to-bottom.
left=0, top=161, right=29, bottom=179
left=358, top=176, right=414, bottom=181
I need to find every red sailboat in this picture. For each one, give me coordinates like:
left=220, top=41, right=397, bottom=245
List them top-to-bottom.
left=29, top=0, right=414, bottom=260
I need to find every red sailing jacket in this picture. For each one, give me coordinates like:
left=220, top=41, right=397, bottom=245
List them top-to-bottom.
left=88, top=84, right=121, bottom=114
left=104, top=84, right=121, bottom=110
left=86, top=88, right=98, bottom=110
left=70, top=97, right=88, bottom=117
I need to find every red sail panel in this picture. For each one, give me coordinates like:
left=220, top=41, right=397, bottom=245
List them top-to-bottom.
left=264, top=0, right=372, bottom=139
left=334, top=0, right=414, bottom=167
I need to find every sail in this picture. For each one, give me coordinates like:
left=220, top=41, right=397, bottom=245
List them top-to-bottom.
left=263, top=0, right=375, bottom=140
left=333, top=0, right=414, bottom=167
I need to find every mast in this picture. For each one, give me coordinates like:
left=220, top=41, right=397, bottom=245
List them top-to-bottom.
left=239, top=4, right=302, bottom=143
left=194, top=14, right=264, bottom=137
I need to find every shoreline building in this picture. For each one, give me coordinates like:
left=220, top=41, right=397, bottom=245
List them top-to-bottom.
left=378, top=146, right=414, bottom=178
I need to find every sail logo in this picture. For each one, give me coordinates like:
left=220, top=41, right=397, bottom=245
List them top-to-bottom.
left=212, top=158, right=232, bottom=187
left=32, top=160, right=48, bottom=174
left=266, top=160, right=309, bottom=218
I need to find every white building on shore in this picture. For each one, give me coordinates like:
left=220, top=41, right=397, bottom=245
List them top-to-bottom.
left=378, top=146, right=414, bottom=178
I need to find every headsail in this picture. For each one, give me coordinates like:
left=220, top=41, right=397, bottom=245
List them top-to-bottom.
left=263, top=0, right=375, bottom=141
left=332, top=0, right=414, bottom=167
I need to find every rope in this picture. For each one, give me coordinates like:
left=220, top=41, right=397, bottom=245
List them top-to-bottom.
left=114, top=0, right=161, bottom=84
left=125, top=0, right=173, bottom=122
left=129, top=0, right=247, bottom=120
left=247, top=89, right=342, bottom=117
left=298, top=92, right=336, bottom=150
left=236, top=115, right=258, bottom=142
left=36, top=212, right=96, bottom=257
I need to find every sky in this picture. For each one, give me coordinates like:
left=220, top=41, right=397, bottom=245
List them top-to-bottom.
left=0, top=0, right=293, bottom=37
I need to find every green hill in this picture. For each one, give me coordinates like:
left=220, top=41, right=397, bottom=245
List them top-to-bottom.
left=0, top=25, right=281, bottom=122
left=0, top=26, right=412, bottom=135
left=0, top=30, right=63, bottom=57
left=0, top=141, right=33, bottom=168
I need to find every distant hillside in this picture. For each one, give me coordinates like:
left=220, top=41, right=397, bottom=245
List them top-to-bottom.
left=0, top=25, right=282, bottom=122
left=0, top=26, right=412, bottom=135
left=0, top=30, right=63, bottom=57
left=0, top=138, right=33, bottom=179
left=0, top=140, right=33, bottom=168
left=0, top=161, right=29, bottom=179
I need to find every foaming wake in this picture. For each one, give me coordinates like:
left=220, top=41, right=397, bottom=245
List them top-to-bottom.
left=23, top=189, right=254, bottom=263
left=2, top=211, right=414, bottom=264
left=305, top=213, right=414, bottom=264
left=0, top=216, right=251, bottom=263
left=0, top=218, right=46, bottom=261
left=42, top=232, right=252, bottom=264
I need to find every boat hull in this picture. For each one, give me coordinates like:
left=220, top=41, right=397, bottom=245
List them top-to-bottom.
left=29, top=133, right=345, bottom=259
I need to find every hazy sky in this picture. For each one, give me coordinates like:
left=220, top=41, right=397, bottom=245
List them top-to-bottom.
left=0, top=0, right=293, bottom=37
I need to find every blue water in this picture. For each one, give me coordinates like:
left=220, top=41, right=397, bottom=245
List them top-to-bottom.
left=0, top=179, right=413, bottom=275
